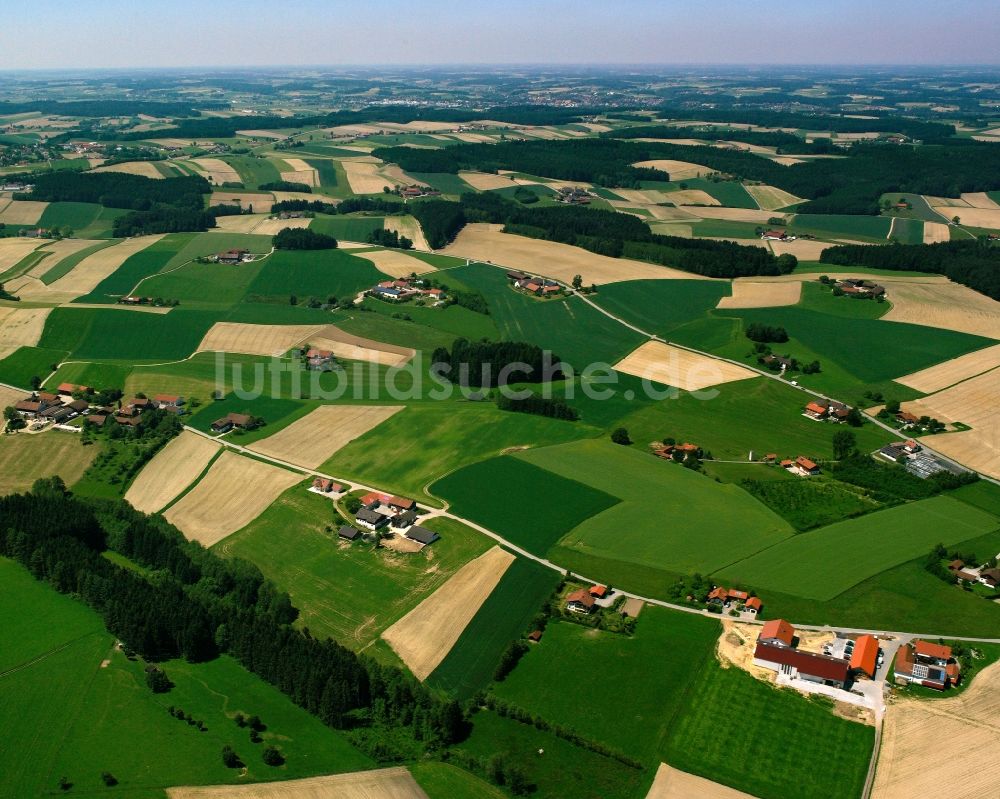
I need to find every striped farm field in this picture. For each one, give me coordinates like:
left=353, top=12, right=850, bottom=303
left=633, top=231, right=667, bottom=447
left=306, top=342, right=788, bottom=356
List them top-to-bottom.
left=124, top=430, right=221, bottom=514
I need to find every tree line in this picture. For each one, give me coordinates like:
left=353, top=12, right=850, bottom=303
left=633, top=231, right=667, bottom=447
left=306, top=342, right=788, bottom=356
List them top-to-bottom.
left=605, top=125, right=839, bottom=155
left=19, top=171, right=210, bottom=210
left=113, top=207, right=216, bottom=237
left=273, top=228, right=338, bottom=250
left=820, top=239, right=1000, bottom=301
left=432, top=339, right=563, bottom=387
left=495, top=394, right=580, bottom=421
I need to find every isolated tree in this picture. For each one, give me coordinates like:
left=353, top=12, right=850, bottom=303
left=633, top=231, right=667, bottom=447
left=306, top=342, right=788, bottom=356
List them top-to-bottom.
left=953, top=215, right=961, bottom=225
left=571, top=274, right=583, bottom=290
left=30, top=375, right=42, bottom=390
left=885, top=398, right=901, bottom=414
left=845, top=407, right=864, bottom=427
left=611, top=427, right=631, bottom=446
left=832, top=429, right=857, bottom=460
left=145, top=666, right=172, bottom=693
left=221, top=745, right=241, bottom=768
left=262, top=745, right=284, bottom=766
left=101, top=771, right=118, bottom=786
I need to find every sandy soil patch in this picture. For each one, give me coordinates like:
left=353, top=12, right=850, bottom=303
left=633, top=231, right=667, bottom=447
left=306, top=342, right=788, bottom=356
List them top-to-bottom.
left=278, top=157, right=319, bottom=188
left=189, top=158, right=240, bottom=185
left=342, top=159, right=401, bottom=194
left=632, top=159, right=711, bottom=181
left=92, top=160, right=164, bottom=179
left=458, top=170, right=517, bottom=191
left=745, top=184, right=805, bottom=211
left=210, top=191, right=274, bottom=214
left=960, top=192, right=1000, bottom=210
left=0, top=200, right=48, bottom=225
left=933, top=206, right=1000, bottom=229
left=212, top=214, right=311, bottom=235
left=383, top=216, right=430, bottom=251
left=922, top=221, right=951, bottom=244
left=442, top=223, right=709, bottom=284
left=8, top=234, right=166, bottom=303
left=0, top=237, right=45, bottom=273
left=356, top=248, right=433, bottom=279
left=717, top=281, right=802, bottom=309
left=883, top=281, right=1000, bottom=340
left=0, top=307, right=52, bottom=359
left=197, top=322, right=325, bottom=357
left=307, top=324, right=415, bottom=367
left=614, top=341, right=758, bottom=391
left=897, top=344, right=1000, bottom=393
left=247, top=404, right=403, bottom=470
left=125, top=431, right=221, bottom=514
left=164, top=451, right=301, bottom=547
left=382, top=546, right=515, bottom=680
left=716, top=621, right=774, bottom=682
left=872, top=662, right=1000, bottom=799
left=646, top=763, right=760, bottom=799
left=166, top=767, right=428, bottom=799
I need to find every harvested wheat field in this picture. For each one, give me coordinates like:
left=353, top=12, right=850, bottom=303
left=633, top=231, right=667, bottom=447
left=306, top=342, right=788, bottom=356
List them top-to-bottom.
left=235, top=128, right=288, bottom=140
left=278, top=157, right=320, bottom=187
left=189, top=158, right=240, bottom=185
left=342, top=158, right=401, bottom=194
left=632, top=159, right=711, bottom=181
left=92, top=160, right=164, bottom=179
left=457, top=170, right=516, bottom=191
left=744, top=184, right=804, bottom=211
left=609, top=188, right=675, bottom=205
left=670, top=189, right=722, bottom=206
left=210, top=191, right=274, bottom=213
left=271, top=191, right=340, bottom=206
left=960, top=192, right=1000, bottom=209
left=924, top=195, right=970, bottom=208
left=0, top=200, right=48, bottom=225
left=689, top=206, right=778, bottom=223
left=932, top=206, right=1000, bottom=229
left=213, top=214, right=311, bottom=235
left=383, top=215, right=430, bottom=251
left=922, top=221, right=951, bottom=244
left=442, top=223, right=707, bottom=284
left=8, top=234, right=166, bottom=303
left=0, top=237, right=45, bottom=272
left=768, top=238, right=837, bottom=261
left=357, top=248, right=433, bottom=279
left=717, top=280, right=802, bottom=309
left=883, top=281, right=1000, bottom=340
left=0, top=307, right=52, bottom=359
left=196, top=322, right=324, bottom=356
left=308, top=324, right=415, bottom=367
left=614, top=341, right=758, bottom=391
left=896, top=343, right=1000, bottom=393
left=903, top=367, right=1000, bottom=427
left=0, top=383, right=23, bottom=410
left=248, top=404, right=402, bottom=470
left=921, top=428, right=1000, bottom=479
left=124, top=430, right=221, bottom=514
left=164, top=451, right=301, bottom=547
left=382, top=546, right=515, bottom=680
left=872, top=663, right=1000, bottom=799
left=646, top=763, right=760, bottom=799
left=167, top=767, right=428, bottom=799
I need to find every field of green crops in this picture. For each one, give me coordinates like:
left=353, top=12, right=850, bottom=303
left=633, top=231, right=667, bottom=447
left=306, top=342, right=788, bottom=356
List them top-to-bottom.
left=246, top=248, right=383, bottom=302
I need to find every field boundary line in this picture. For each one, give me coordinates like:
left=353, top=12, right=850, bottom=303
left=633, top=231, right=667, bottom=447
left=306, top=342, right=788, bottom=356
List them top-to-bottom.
left=0, top=630, right=102, bottom=680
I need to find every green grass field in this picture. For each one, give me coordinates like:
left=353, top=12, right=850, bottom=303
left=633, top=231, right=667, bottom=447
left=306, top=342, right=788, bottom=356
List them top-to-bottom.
left=222, top=154, right=281, bottom=188
left=306, top=158, right=340, bottom=189
left=409, top=171, right=475, bottom=196
left=677, top=177, right=758, bottom=209
left=878, top=193, right=948, bottom=223
left=37, top=202, right=104, bottom=231
left=76, top=206, right=129, bottom=239
left=788, top=213, right=892, bottom=241
left=310, top=215, right=386, bottom=242
left=889, top=216, right=925, bottom=244
left=75, top=233, right=197, bottom=303
left=247, top=247, right=383, bottom=301
left=140, top=258, right=265, bottom=309
left=591, top=279, right=730, bottom=337
left=358, top=295, right=499, bottom=342
left=0, top=345, right=67, bottom=388
left=186, top=394, right=306, bottom=439
left=323, top=402, right=594, bottom=502
left=0, top=430, right=97, bottom=495
left=518, top=439, right=794, bottom=575
left=431, top=453, right=620, bottom=554
left=951, top=480, right=1000, bottom=516
left=221, top=492, right=494, bottom=650
left=720, top=495, right=1000, bottom=600
left=0, top=557, right=371, bottom=798
left=427, top=557, right=561, bottom=699
left=492, top=609, right=719, bottom=761
left=662, top=660, right=874, bottom=799
left=410, top=762, right=507, bottom=799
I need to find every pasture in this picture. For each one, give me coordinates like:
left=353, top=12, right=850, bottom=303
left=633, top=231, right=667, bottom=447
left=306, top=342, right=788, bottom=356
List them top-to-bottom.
left=787, top=213, right=892, bottom=241
left=310, top=215, right=386, bottom=242
left=77, top=232, right=195, bottom=302
left=246, top=248, right=383, bottom=302
left=593, top=279, right=731, bottom=337
left=0, top=345, right=68, bottom=388
left=0, top=432, right=96, bottom=495
left=431, top=453, right=620, bottom=554
left=222, top=494, right=494, bottom=650
left=720, top=496, right=1000, bottom=600
left=427, top=556, right=561, bottom=699
left=492, top=609, right=719, bottom=761
left=662, top=659, right=874, bottom=799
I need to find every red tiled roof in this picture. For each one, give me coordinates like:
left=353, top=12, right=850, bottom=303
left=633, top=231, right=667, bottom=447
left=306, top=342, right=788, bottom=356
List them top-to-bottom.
left=154, top=394, right=179, bottom=403
left=805, top=401, right=828, bottom=415
left=796, top=456, right=818, bottom=471
left=388, top=496, right=414, bottom=509
left=589, top=585, right=607, bottom=598
left=708, top=586, right=728, bottom=601
left=565, top=588, right=596, bottom=608
left=727, top=589, right=748, bottom=601
left=745, top=596, right=762, bottom=610
left=759, top=619, right=794, bottom=646
left=850, top=635, right=879, bottom=677
left=914, top=640, right=952, bottom=661
left=754, top=642, right=849, bottom=683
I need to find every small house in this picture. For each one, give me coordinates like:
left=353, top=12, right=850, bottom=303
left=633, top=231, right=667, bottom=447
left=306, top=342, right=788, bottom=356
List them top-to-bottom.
left=761, top=230, right=790, bottom=241
left=154, top=394, right=184, bottom=408
left=804, top=401, right=829, bottom=420
left=211, top=412, right=252, bottom=433
left=795, top=456, right=820, bottom=475
left=312, top=477, right=343, bottom=494
left=356, top=508, right=389, bottom=530
left=391, top=509, right=418, bottom=529
left=338, top=526, right=361, bottom=541
left=978, top=568, right=1000, bottom=588
left=565, top=588, right=596, bottom=614
left=745, top=596, right=762, bottom=615
left=759, top=618, right=795, bottom=647
left=527, top=630, right=543, bottom=642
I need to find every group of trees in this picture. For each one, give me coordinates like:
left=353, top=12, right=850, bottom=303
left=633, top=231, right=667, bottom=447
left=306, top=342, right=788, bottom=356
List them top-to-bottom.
left=605, top=125, right=839, bottom=155
left=21, top=172, right=209, bottom=210
left=258, top=180, right=312, bottom=193
left=408, top=200, right=467, bottom=249
left=113, top=206, right=216, bottom=237
left=273, top=227, right=338, bottom=250
left=367, top=228, right=412, bottom=249
left=821, top=239, right=1000, bottom=301
left=745, top=322, right=789, bottom=343
left=431, top=339, right=562, bottom=388
left=495, top=393, right=580, bottom=421
left=831, top=453, right=977, bottom=503
left=2, top=479, right=467, bottom=757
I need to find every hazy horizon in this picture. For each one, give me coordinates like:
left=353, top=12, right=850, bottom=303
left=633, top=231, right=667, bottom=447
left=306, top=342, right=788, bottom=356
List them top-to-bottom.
left=2, top=0, right=999, bottom=70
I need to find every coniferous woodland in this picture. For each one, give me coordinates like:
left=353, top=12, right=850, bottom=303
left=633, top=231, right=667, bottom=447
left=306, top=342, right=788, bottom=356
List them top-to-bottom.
left=18, top=172, right=210, bottom=210
left=273, top=227, right=338, bottom=250
left=820, top=239, right=1000, bottom=301
left=432, top=339, right=563, bottom=387
left=0, top=479, right=465, bottom=752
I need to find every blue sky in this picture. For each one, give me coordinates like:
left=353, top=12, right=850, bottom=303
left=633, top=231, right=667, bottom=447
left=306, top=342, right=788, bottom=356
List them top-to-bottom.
left=2, top=0, right=998, bottom=69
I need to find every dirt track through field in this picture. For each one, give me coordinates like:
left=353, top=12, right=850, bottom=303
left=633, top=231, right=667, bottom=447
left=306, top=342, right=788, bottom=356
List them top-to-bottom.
left=92, top=160, right=164, bottom=179
left=383, top=216, right=430, bottom=251
left=442, top=223, right=709, bottom=283
left=7, top=234, right=165, bottom=303
left=356, top=248, right=434, bottom=278
left=717, top=280, right=801, bottom=309
left=883, top=281, right=1000, bottom=340
left=196, top=322, right=326, bottom=356
left=307, top=324, right=415, bottom=367
left=614, top=341, right=758, bottom=391
left=896, top=343, right=1000, bottom=393
left=247, top=404, right=403, bottom=470
left=125, top=430, right=221, bottom=514
left=164, top=451, right=301, bottom=547
left=382, top=546, right=514, bottom=680
left=872, top=662, right=1000, bottom=799
left=646, top=763, right=760, bottom=799
left=166, top=767, right=429, bottom=799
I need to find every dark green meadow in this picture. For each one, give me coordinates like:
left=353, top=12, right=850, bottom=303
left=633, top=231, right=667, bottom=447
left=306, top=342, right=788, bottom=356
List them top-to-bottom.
left=309, top=215, right=386, bottom=242
left=247, top=247, right=384, bottom=301
left=0, top=345, right=68, bottom=388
